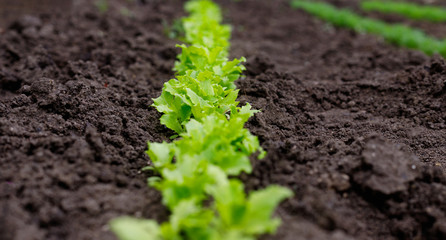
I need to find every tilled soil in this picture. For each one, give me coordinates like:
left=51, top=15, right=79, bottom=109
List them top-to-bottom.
left=1, top=0, right=445, bottom=240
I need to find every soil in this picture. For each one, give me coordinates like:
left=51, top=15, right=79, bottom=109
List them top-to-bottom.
left=0, top=0, right=445, bottom=240
left=0, top=0, right=73, bottom=29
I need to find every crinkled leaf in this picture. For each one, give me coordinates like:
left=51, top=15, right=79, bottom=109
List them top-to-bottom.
left=109, top=217, right=161, bottom=240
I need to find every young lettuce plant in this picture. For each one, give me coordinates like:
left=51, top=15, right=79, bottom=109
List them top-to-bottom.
left=111, top=0, right=293, bottom=239
left=182, top=0, right=232, bottom=50
left=153, top=2, right=248, bottom=133
left=174, top=44, right=245, bottom=89
left=152, top=52, right=248, bottom=133
left=147, top=112, right=265, bottom=208
left=112, top=114, right=291, bottom=240
left=111, top=179, right=291, bottom=240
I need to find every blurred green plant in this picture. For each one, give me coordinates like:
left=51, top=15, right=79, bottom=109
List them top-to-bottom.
left=291, top=0, right=446, bottom=57
left=361, top=0, right=446, bottom=22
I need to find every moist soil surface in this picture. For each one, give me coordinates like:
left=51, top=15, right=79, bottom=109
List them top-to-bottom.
left=1, top=0, right=445, bottom=240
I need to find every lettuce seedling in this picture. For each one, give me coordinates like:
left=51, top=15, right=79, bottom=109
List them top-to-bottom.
left=153, top=0, right=248, bottom=133
left=182, top=0, right=232, bottom=50
left=111, top=1, right=293, bottom=239
left=174, top=44, right=245, bottom=89
left=152, top=66, right=250, bottom=133
left=148, top=110, right=265, bottom=172
left=147, top=112, right=265, bottom=207
left=113, top=120, right=290, bottom=239
left=111, top=167, right=292, bottom=240
left=209, top=179, right=293, bottom=236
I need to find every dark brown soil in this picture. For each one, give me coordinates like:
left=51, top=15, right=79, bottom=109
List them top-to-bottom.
left=0, top=0, right=73, bottom=29
left=1, top=0, right=445, bottom=240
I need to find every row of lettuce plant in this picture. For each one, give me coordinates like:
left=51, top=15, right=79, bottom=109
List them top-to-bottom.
left=290, top=0, right=446, bottom=57
left=361, top=0, right=446, bottom=22
left=110, top=1, right=292, bottom=240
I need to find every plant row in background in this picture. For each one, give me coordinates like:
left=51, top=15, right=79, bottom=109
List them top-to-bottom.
left=110, top=0, right=292, bottom=240
left=290, top=0, right=446, bottom=57
left=361, top=0, right=446, bottom=22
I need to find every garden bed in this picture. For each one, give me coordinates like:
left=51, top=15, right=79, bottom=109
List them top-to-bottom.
left=1, top=0, right=445, bottom=239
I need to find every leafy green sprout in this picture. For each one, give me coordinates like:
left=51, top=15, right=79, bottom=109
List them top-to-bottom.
left=110, top=1, right=293, bottom=239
